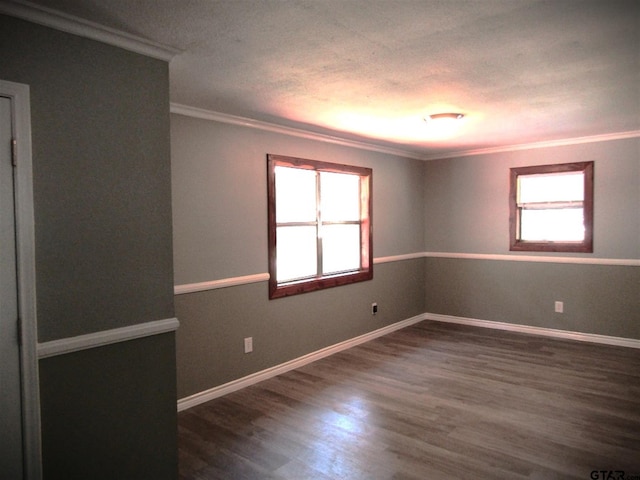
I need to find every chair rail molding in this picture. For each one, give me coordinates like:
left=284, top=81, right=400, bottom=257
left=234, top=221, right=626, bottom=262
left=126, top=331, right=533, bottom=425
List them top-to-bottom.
left=37, top=318, right=180, bottom=359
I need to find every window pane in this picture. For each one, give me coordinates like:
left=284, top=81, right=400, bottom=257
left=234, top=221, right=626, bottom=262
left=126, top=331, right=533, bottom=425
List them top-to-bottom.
left=275, top=166, right=317, bottom=222
left=321, top=171, right=360, bottom=221
left=519, top=172, right=584, bottom=204
left=520, top=208, right=585, bottom=241
left=322, top=224, right=361, bottom=274
left=276, top=226, right=317, bottom=282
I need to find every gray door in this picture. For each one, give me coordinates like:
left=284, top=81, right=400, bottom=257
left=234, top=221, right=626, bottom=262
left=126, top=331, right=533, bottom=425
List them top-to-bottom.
left=0, top=95, right=24, bottom=478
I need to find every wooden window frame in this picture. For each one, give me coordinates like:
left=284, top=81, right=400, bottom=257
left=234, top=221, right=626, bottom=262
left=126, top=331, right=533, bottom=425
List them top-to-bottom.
left=267, top=154, right=373, bottom=299
left=509, top=161, right=594, bottom=253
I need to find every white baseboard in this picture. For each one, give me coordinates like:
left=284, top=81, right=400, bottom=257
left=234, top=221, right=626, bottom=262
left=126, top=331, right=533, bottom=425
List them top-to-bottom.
left=177, top=311, right=640, bottom=411
left=423, top=312, right=640, bottom=349
left=177, top=313, right=426, bottom=411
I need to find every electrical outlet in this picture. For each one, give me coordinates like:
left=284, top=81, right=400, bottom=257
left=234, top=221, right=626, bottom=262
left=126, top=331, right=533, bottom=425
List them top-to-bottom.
left=554, top=301, right=564, bottom=313
left=372, top=302, right=378, bottom=315
left=244, top=337, right=253, bottom=353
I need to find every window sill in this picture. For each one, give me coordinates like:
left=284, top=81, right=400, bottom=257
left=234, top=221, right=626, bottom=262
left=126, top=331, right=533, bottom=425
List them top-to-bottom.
left=509, top=240, right=593, bottom=253
left=269, top=269, right=373, bottom=299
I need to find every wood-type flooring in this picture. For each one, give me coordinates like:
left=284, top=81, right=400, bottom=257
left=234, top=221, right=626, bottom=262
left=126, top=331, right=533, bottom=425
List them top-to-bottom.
left=178, top=321, right=640, bottom=479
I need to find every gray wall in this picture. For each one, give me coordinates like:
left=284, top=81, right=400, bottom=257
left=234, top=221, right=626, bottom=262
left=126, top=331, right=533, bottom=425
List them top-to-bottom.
left=1, top=15, right=177, bottom=479
left=171, top=114, right=426, bottom=398
left=172, top=115, right=425, bottom=284
left=173, top=116, right=639, bottom=402
left=423, top=138, right=640, bottom=338
left=423, top=138, right=640, bottom=258
left=175, top=260, right=425, bottom=397
left=38, top=334, right=177, bottom=479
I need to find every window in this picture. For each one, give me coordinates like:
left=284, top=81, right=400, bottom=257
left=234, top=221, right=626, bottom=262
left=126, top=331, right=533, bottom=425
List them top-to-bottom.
left=267, top=154, right=373, bottom=299
left=509, top=161, right=594, bottom=252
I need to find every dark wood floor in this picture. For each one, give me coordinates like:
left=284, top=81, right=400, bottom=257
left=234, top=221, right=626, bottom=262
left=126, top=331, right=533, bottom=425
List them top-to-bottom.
left=178, top=321, right=640, bottom=479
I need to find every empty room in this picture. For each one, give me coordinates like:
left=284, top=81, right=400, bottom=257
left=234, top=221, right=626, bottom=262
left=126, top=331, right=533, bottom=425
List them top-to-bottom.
left=1, top=1, right=638, bottom=479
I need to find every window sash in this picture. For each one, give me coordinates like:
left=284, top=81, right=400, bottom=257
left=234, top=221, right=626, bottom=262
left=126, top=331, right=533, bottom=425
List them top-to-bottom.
left=517, top=171, right=585, bottom=204
left=518, top=207, right=586, bottom=242
left=274, top=220, right=363, bottom=282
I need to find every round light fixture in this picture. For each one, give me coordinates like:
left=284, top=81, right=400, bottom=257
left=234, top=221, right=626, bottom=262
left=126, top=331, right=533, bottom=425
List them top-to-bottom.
left=422, top=112, right=466, bottom=138
left=425, top=112, right=465, bottom=122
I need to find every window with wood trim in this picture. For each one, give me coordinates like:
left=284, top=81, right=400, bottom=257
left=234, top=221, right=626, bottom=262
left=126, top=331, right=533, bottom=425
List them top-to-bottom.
left=267, top=154, right=373, bottom=299
left=509, top=161, right=594, bottom=252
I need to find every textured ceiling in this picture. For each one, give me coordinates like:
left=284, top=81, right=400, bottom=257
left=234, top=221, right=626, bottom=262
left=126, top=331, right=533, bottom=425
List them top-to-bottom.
left=12, top=0, right=640, bottom=157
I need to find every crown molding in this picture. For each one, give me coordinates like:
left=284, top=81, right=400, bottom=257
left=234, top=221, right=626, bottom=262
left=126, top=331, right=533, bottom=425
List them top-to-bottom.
left=0, top=0, right=180, bottom=61
left=3, top=2, right=636, bottom=157
left=169, top=103, right=429, bottom=160
left=171, top=103, right=640, bottom=161
left=420, top=130, right=640, bottom=161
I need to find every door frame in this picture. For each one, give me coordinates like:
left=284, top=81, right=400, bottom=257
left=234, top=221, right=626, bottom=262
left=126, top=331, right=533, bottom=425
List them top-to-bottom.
left=1, top=79, right=42, bottom=479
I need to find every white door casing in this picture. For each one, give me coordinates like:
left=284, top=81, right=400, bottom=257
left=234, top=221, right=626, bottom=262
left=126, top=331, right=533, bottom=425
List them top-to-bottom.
left=0, top=79, right=41, bottom=480
left=0, top=91, right=23, bottom=479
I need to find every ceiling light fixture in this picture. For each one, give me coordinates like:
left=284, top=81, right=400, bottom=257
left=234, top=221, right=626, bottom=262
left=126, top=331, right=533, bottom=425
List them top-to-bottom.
left=422, top=112, right=466, bottom=138
left=425, top=112, right=465, bottom=122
